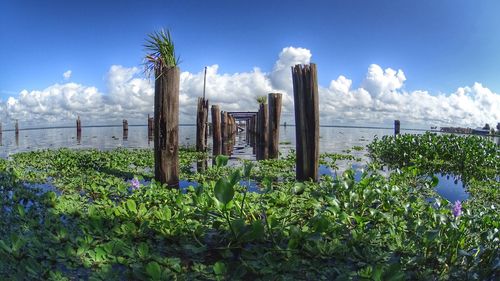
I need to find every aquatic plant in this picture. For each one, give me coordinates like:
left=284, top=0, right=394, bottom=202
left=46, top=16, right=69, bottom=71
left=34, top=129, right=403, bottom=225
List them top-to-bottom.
left=144, top=29, right=179, bottom=75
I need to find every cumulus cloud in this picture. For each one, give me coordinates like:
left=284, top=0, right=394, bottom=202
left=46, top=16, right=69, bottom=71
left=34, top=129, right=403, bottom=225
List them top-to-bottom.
left=0, top=47, right=499, bottom=129
left=63, top=70, right=72, bottom=80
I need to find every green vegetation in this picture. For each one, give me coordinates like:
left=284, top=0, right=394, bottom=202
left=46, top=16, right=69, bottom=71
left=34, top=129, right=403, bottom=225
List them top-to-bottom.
left=144, top=29, right=179, bottom=75
left=0, top=134, right=498, bottom=280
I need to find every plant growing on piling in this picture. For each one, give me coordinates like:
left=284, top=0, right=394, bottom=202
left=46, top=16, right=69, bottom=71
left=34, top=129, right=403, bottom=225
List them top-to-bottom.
left=144, top=29, right=179, bottom=75
left=256, top=95, right=267, bottom=104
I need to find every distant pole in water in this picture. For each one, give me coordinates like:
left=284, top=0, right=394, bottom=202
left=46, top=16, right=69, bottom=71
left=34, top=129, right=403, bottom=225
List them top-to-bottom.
left=76, top=116, right=82, bottom=133
left=123, top=119, right=128, bottom=140
left=15, top=120, right=19, bottom=136
left=394, top=120, right=400, bottom=135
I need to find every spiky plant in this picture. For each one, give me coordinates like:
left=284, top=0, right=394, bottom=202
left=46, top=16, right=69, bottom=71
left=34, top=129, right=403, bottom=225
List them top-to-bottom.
left=144, top=29, right=179, bottom=76
left=256, top=95, right=267, bottom=104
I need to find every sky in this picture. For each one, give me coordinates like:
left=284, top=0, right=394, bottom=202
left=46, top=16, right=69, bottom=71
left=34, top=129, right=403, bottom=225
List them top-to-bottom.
left=0, top=0, right=499, bottom=129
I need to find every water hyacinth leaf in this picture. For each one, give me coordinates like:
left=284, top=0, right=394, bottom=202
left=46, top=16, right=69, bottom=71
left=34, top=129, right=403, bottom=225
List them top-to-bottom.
left=215, top=155, right=228, bottom=168
left=243, top=161, right=254, bottom=178
left=229, top=169, right=241, bottom=186
left=431, top=175, right=439, bottom=187
left=214, top=178, right=234, bottom=205
left=293, top=183, right=306, bottom=195
left=126, top=199, right=137, bottom=213
left=146, top=261, right=162, bottom=280
left=213, top=261, right=227, bottom=276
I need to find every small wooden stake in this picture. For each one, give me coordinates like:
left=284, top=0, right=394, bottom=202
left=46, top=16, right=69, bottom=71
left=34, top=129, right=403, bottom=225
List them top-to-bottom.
left=292, top=64, right=319, bottom=182
left=268, top=93, right=282, bottom=159
left=196, top=97, right=209, bottom=171
left=123, top=119, right=128, bottom=140
left=394, top=120, right=400, bottom=135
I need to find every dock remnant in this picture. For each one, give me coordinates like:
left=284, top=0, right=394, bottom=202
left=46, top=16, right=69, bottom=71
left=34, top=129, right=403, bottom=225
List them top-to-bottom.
left=292, top=63, right=319, bottom=182
left=268, top=93, right=282, bottom=159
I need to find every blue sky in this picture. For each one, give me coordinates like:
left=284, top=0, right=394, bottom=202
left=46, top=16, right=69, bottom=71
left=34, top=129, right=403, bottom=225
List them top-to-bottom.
left=0, top=0, right=499, bottom=127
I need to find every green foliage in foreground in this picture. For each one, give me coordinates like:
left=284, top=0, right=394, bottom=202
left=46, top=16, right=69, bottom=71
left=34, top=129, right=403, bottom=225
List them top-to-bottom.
left=0, top=144, right=498, bottom=280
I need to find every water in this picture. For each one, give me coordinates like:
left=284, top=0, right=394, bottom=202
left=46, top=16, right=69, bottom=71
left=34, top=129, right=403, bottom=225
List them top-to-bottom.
left=1, top=124, right=491, bottom=202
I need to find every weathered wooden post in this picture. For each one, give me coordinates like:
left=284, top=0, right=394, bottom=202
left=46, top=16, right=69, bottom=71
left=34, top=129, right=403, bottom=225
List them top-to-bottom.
left=292, top=64, right=319, bottom=182
left=153, top=65, right=180, bottom=188
left=268, top=93, right=282, bottom=159
left=196, top=97, right=209, bottom=171
left=196, top=97, right=209, bottom=152
left=256, top=103, right=269, bottom=160
left=211, top=105, right=222, bottom=159
left=221, top=111, right=227, bottom=155
left=147, top=114, right=154, bottom=140
left=76, top=116, right=81, bottom=133
left=123, top=119, right=128, bottom=140
left=394, top=120, right=400, bottom=135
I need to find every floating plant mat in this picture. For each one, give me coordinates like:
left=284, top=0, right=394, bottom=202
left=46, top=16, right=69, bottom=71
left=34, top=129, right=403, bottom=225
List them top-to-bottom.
left=0, top=139, right=498, bottom=280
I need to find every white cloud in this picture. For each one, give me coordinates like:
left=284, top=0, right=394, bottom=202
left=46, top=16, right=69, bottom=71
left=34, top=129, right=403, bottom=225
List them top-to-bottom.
left=0, top=47, right=499, bottom=129
left=63, top=70, right=72, bottom=80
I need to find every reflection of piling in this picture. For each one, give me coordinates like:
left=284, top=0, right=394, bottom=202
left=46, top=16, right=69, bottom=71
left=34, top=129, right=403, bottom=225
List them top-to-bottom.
left=292, top=63, right=319, bottom=182
left=268, top=93, right=282, bottom=159
left=211, top=105, right=221, bottom=158
left=148, top=114, right=154, bottom=140
left=123, top=119, right=128, bottom=140
left=394, top=120, right=400, bottom=135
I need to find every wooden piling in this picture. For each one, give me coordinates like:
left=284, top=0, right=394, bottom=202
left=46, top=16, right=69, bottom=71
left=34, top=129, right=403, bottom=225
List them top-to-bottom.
left=292, top=63, right=319, bottom=182
left=154, top=66, right=179, bottom=188
left=268, top=93, right=282, bottom=159
left=196, top=97, right=209, bottom=153
left=196, top=97, right=209, bottom=171
left=256, top=103, right=269, bottom=160
left=211, top=105, right=222, bottom=158
left=221, top=111, right=228, bottom=155
left=148, top=114, right=154, bottom=138
left=76, top=116, right=81, bottom=133
left=123, top=119, right=128, bottom=140
left=15, top=120, right=19, bottom=137
left=394, top=120, right=400, bottom=135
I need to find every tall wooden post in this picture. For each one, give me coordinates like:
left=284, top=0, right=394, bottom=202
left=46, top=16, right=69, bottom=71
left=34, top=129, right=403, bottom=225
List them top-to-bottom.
left=292, top=64, right=319, bottom=182
left=154, top=66, right=179, bottom=188
left=268, top=93, right=282, bottom=159
left=196, top=97, right=209, bottom=171
left=196, top=97, right=209, bottom=153
left=256, top=103, right=269, bottom=160
left=211, top=105, right=222, bottom=159
left=76, top=116, right=81, bottom=133
left=123, top=119, right=128, bottom=140
left=394, top=120, right=400, bottom=135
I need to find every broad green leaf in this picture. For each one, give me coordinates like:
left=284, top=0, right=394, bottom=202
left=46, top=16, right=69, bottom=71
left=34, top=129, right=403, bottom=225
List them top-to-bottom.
left=215, top=155, right=228, bottom=167
left=214, top=179, right=234, bottom=205
left=292, top=183, right=305, bottom=195
left=126, top=199, right=137, bottom=213
left=146, top=261, right=162, bottom=280
left=213, top=261, right=227, bottom=275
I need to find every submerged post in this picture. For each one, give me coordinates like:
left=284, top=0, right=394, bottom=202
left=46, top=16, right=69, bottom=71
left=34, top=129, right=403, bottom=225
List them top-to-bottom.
left=292, top=63, right=319, bottom=182
left=154, top=66, right=180, bottom=188
left=268, top=93, right=282, bottom=159
left=211, top=105, right=222, bottom=158
left=394, top=120, right=400, bottom=135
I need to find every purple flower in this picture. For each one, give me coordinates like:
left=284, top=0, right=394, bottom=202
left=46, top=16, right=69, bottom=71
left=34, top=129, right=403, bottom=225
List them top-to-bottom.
left=130, top=178, right=140, bottom=191
left=452, top=200, right=462, bottom=217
